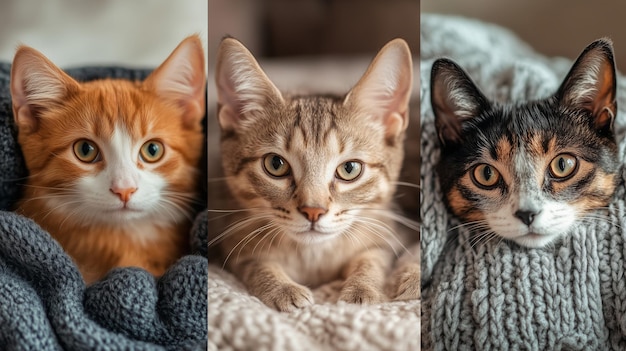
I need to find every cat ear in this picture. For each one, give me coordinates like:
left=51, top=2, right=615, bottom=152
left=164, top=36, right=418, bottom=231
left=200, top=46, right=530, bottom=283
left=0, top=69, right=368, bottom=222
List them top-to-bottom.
left=144, top=34, right=207, bottom=130
left=215, top=37, right=283, bottom=132
left=556, top=38, right=616, bottom=134
left=344, top=39, right=413, bottom=142
left=10, top=46, right=80, bottom=134
left=430, top=58, right=490, bottom=146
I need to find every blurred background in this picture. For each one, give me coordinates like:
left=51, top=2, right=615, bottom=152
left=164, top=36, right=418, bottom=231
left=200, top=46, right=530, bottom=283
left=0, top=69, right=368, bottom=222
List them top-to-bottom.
left=0, top=0, right=207, bottom=68
left=209, top=0, right=419, bottom=63
left=422, top=1, right=626, bottom=69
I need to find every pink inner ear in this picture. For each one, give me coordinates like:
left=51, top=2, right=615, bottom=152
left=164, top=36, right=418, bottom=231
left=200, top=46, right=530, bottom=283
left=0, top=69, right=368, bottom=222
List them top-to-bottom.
left=147, top=36, right=206, bottom=129
left=344, top=40, right=412, bottom=140
left=10, top=46, right=80, bottom=134
left=14, top=106, right=38, bottom=134
left=385, top=112, right=405, bottom=138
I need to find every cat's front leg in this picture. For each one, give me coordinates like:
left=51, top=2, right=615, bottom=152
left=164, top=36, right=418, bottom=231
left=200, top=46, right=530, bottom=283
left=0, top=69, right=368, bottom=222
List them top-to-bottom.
left=386, top=244, right=420, bottom=300
left=338, top=249, right=392, bottom=304
left=235, top=259, right=314, bottom=312
left=387, top=262, right=420, bottom=301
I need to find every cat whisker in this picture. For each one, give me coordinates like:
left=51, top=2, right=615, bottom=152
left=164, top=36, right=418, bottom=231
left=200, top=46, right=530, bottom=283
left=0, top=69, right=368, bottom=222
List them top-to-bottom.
left=392, top=181, right=421, bottom=190
left=153, top=195, right=195, bottom=222
left=206, top=207, right=269, bottom=222
left=343, top=207, right=420, bottom=232
left=207, top=213, right=276, bottom=247
left=347, top=217, right=410, bottom=258
left=235, top=222, right=276, bottom=263
left=223, top=223, right=274, bottom=269
left=250, top=225, right=282, bottom=256
left=342, top=228, right=361, bottom=250
left=265, top=229, right=284, bottom=256
left=468, top=230, right=498, bottom=250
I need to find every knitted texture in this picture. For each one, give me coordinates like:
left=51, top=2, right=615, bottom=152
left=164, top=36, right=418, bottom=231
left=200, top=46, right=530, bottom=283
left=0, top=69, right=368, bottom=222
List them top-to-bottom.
left=420, top=15, right=626, bottom=350
left=0, top=63, right=208, bottom=350
left=207, top=257, right=420, bottom=351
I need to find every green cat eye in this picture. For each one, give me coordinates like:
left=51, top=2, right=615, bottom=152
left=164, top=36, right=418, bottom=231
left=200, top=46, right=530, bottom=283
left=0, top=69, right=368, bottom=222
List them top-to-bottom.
left=73, top=139, right=100, bottom=163
left=140, top=140, right=165, bottom=163
left=263, top=154, right=291, bottom=177
left=549, top=154, right=577, bottom=179
left=336, top=161, right=363, bottom=181
left=471, top=164, right=500, bottom=188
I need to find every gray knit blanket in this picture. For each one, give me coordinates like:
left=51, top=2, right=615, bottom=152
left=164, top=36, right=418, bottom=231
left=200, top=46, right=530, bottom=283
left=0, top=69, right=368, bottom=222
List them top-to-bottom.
left=421, top=15, right=626, bottom=350
left=0, top=63, right=207, bottom=350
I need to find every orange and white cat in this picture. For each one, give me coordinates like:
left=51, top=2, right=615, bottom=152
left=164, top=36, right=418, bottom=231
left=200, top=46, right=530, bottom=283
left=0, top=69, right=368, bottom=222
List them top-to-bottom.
left=10, top=35, right=206, bottom=284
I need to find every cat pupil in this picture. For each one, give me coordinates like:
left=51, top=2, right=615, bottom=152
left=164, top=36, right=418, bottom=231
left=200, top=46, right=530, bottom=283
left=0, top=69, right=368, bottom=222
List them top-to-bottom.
left=81, top=142, right=92, bottom=156
left=148, top=143, right=158, bottom=156
left=271, top=156, right=283, bottom=170
left=558, top=157, right=567, bottom=171
left=344, top=162, right=354, bottom=174
left=483, top=166, right=492, bottom=180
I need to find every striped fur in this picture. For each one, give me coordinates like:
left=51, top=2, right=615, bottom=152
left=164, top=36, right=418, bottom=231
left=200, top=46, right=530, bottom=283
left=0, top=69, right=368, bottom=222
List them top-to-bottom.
left=213, top=38, right=415, bottom=311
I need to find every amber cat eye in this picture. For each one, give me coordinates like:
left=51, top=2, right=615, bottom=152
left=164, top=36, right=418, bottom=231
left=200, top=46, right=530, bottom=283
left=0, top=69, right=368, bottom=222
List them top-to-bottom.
left=73, top=139, right=100, bottom=163
left=140, top=140, right=165, bottom=163
left=263, top=153, right=291, bottom=177
left=549, top=154, right=577, bottom=179
left=336, top=160, right=363, bottom=181
left=471, top=164, right=500, bottom=188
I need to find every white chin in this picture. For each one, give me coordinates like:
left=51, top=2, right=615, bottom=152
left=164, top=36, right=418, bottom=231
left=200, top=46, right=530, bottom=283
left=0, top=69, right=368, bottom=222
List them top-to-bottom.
left=101, top=207, right=147, bottom=222
left=291, top=230, right=338, bottom=244
left=511, top=232, right=562, bottom=248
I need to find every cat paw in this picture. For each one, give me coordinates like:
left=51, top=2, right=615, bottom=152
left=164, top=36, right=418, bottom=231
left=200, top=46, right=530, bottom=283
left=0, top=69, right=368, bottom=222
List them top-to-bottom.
left=388, top=265, right=420, bottom=301
left=339, top=282, right=384, bottom=305
left=259, top=283, right=314, bottom=312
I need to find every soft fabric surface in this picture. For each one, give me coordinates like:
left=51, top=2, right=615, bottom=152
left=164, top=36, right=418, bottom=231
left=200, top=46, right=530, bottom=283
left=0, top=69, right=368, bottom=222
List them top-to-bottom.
left=421, top=14, right=626, bottom=350
left=206, top=58, right=421, bottom=351
left=0, top=63, right=207, bottom=350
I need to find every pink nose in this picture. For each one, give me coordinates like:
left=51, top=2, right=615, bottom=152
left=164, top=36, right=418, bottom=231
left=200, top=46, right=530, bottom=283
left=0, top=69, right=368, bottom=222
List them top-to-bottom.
left=110, top=187, right=137, bottom=203
left=298, top=206, right=327, bottom=222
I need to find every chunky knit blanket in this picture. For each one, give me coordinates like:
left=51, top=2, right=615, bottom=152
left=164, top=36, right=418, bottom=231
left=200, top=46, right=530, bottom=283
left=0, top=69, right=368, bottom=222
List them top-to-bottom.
left=421, top=14, right=626, bottom=350
left=206, top=58, right=421, bottom=351
left=0, top=63, right=207, bottom=350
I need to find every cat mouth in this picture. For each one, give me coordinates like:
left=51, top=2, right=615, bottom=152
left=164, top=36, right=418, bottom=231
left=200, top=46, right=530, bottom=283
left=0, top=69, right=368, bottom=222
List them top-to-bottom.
left=108, top=206, right=142, bottom=213
left=292, top=229, right=338, bottom=243
left=512, top=231, right=560, bottom=248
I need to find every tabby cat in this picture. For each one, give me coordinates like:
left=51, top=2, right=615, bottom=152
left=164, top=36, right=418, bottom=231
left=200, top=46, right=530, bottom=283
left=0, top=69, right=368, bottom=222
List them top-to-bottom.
left=11, top=35, right=206, bottom=284
left=212, top=37, right=417, bottom=311
left=431, top=39, right=620, bottom=248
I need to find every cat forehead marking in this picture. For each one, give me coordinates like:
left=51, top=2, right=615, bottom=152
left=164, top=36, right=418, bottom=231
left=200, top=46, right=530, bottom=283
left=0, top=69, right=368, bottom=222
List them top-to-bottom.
left=108, top=124, right=140, bottom=164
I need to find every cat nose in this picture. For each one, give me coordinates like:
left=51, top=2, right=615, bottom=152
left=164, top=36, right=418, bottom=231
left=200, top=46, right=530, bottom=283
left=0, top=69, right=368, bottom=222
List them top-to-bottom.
left=110, top=187, right=137, bottom=203
left=298, top=206, right=327, bottom=223
left=514, top=210, right=537, bottom=226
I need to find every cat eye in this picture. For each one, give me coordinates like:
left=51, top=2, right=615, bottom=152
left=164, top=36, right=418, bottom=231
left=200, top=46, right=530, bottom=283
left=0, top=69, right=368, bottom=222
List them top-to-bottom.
left=73, top=139, right=100, bottom=163
left=140, top=140, right=165, bottom=163
left=263, top=154, right=291, bottom=177
left=549, top=154, right=577, bottom=179
left=336, top=161, right=363, bottom=181
left=471, top=164, right=501, bottom=189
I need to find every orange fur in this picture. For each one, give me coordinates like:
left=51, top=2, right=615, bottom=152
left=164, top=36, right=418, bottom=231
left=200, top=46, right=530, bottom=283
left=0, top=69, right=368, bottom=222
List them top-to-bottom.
left=11, top=36, right=206, bottom=284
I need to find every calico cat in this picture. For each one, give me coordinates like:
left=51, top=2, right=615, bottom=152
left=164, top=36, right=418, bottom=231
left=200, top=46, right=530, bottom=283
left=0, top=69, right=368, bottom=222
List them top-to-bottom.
left=11, top=35, right=206, bottom=284
left=212, top=37, right=417, bottom=311
left=431, top=39, right=620, bottom=249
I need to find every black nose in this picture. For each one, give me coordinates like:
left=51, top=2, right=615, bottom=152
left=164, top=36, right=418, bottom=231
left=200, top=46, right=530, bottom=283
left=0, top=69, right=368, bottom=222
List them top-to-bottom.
left=515, top=210, right=537, bottom=226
